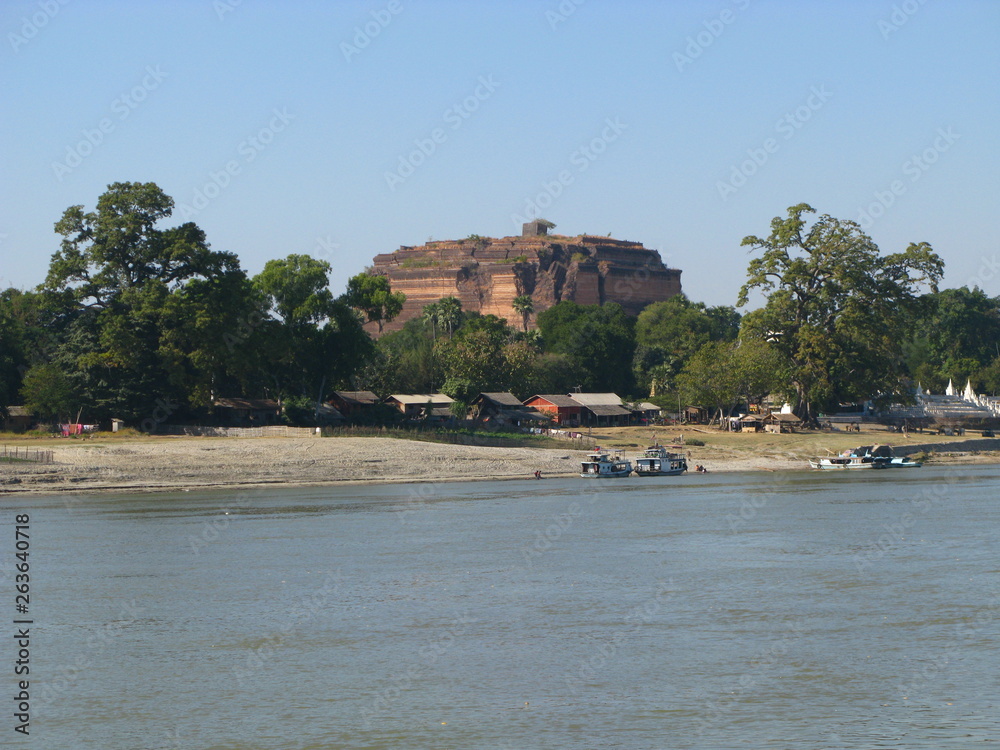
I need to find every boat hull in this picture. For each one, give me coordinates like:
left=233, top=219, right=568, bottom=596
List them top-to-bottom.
left=634, top=447, right=687, bottom=477
left=580, top=451, right=633, bottom=477
left=808, top=459, right=878, bottom=470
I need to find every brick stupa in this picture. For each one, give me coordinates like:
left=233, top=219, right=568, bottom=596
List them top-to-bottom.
left=367, top=220, right=682, bottom=335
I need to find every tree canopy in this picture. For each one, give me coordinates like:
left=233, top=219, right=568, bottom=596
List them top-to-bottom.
left=738, top=203, right=944, bottom=421
left=344, top=273, right=405, bottom=334
left=536, top=301, right=636, bottom=394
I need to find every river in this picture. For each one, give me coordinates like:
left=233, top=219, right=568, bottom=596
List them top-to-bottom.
left=4, top=465, right=999, bottom=749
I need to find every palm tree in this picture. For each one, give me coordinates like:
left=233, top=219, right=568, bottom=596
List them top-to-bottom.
left=512, top=294, right=534, bottom=332
left=436, top=296, right=463, bottom=338
left=422, top=301, right=440, bottom=340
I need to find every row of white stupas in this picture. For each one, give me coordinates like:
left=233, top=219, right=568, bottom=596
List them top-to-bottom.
left=916, top=379, right=1000, bottom=417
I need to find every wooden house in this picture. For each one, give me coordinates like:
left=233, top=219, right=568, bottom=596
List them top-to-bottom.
left=329, top=391, right=380, bottom=418
left=470, top=392, right=545, bottom=427
left=385, top=393, right=455, bottom=419
left=568, top=393, right=632, bottom=426
left=522, top=395, right=583, bottom=426
left=212, top=398, right=281, bottom=426
left=630, top=401, right=662, bottom=424
left=1, top=406, right=32, bottom=433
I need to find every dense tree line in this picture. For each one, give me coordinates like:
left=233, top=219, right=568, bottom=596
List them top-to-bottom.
left=1, top=188, right=998, bottom=428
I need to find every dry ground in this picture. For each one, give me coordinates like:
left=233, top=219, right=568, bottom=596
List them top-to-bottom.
left=1, top=426, right=997, bottom=495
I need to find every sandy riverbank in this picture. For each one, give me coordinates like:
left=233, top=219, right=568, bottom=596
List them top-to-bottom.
left=1, top=431, right=998, bottom=495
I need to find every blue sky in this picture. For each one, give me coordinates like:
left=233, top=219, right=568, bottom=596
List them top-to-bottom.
left=2, top=0, right=998, bottom=308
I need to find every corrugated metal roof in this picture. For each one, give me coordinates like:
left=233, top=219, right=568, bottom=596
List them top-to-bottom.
left=332, top=391, right=379, bottom=405
left=476, top=392, right=523, bottom=407
left=388, top=393, right=455, bottom=405
left=568, top=393, right=624, bottom=406
left=526, top=394, right=580, bottom=408
left=214, top=398, right=280, bottom=410
left=634, top=402, right=662, bottom=411
left=583, top=404, right=632, bottom=417
left=5, top=406, right=30, bottom=417
left=507, top=408, right=547, bottom=421
left=765, top=412, right=801, bottom=422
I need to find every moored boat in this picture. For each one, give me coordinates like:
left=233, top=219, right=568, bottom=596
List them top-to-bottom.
left=634, top=444, right=688, bottom=476
left=808, top=444, right=921, bottom=470
left=580, top=450, right=633, bottom=478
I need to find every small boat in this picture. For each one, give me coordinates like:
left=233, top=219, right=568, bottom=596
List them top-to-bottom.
left=634, top=444, right=688, bottom=477
left=809, top=444, right=921, bottom=470
left=580, top=450, right=633, bottom=478
left=882, top=455, right=923, bottom=468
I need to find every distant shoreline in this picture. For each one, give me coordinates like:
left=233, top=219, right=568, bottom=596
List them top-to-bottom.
left=1, top=432, right=998, bottom=496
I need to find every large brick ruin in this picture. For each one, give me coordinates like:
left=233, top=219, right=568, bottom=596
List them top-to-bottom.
left=367, top=221, right=682, bottom=335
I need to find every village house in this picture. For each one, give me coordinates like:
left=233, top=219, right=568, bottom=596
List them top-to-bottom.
left=329, top=391, right=380, bottom=418
left=469, top=392, right=545, bottom=427
left=385, top=393, right=455, bottom=420
left=567, top=393, right=633, bottom=427
left=522, top=395, right=583, bottom=426
left=212, top=398, right=281, bottom=427
left=629, top=401, right=662, bottom=424
left=1, top=406, right=32, bottom=433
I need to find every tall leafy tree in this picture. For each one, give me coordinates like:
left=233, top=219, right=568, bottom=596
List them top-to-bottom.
left=41, top=182, right=249, bottom=421
left=46, top=182, right=236, bottom=307
left=738, top=203, right=944, bottom=422
left=254, top=254, right=334, bottom=328
left=253, top=255, right=374, bottom=406
left=344, top=273, right=405, bottom=334
left=904, top=286, right=1000, bottom=390
left=0, top=290, right=30, bottom=413
left=633, top=294, right=740, bottom=394
left=536, top=301, right=636, bottom=394
left=435, top=315, right=533, bottom=402
left=676, top=339, right=785, bottom=423
left=20, top=363, right=75, bottom=422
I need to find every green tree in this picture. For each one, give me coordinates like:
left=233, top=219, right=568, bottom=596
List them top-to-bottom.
left=40, top=182, right=253, bottom=421
left=46, top=182, right=237, bottom=308
left=738, top=203, right=944, bottom=422
left=253, top=254, right=334, bottom=328
left=253, top=258, right=375, bottom=412
left=344, top=273, right=405, bottom=334
left=904, top=287, right=1000, bottom=389
left=0, top=290, right=30, bottom=413
left=512, top=294, right=534, bottom=332
left=632, top=295, right=740, bottom=395
left=636, top=295, right=726, bottom=355
left=435, top=296, right=463, bottom=337
left=422, top=301, right=440, bottom=340
left=536, top=301, right=635, bottom=394
left=436, top=315, right=531, bottom=401
left=676, top=342, right=737, bottom=423
left=523, top=352, right=585, bottom=397
left=20, top=363, right=75, bottom=422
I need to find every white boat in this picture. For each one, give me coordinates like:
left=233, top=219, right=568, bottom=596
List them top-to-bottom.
left=634, top=444, right=688, bottom=477
left=809, top=444, right=921, bottom=470
left=580, top=450, right=633, bottom=478
left=883, top=455, right=923, bottom=468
